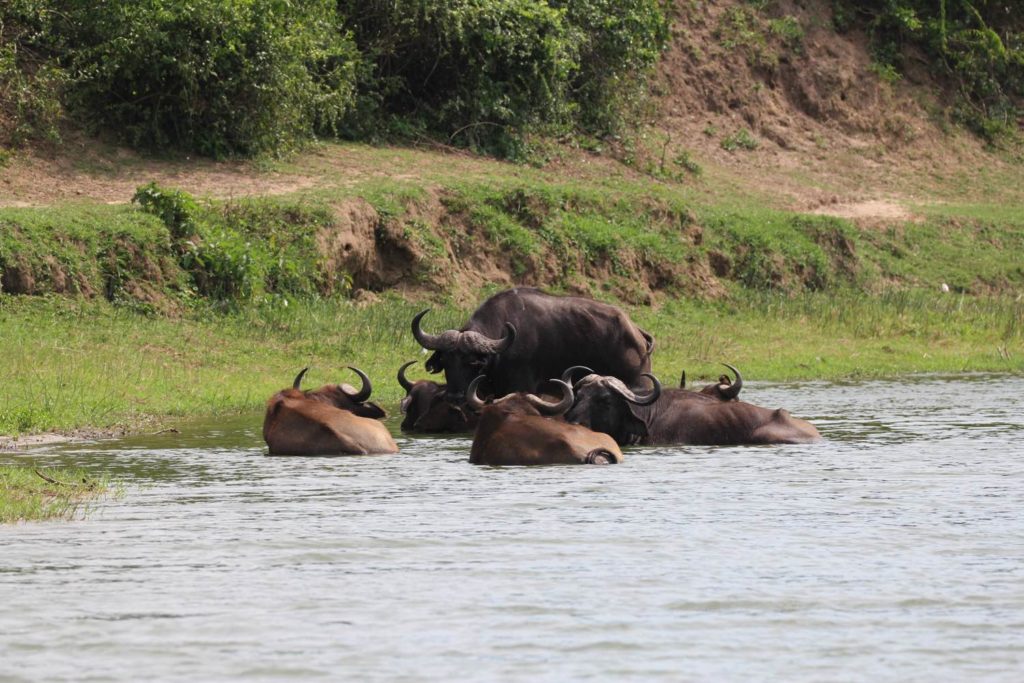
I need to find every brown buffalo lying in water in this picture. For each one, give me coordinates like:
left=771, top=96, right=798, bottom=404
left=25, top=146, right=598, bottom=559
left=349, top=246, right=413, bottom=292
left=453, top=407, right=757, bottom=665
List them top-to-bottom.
left=397, top=360, right=477, bottom=433
left=263, top=367, right=398, bottom=455
left=563, top=368, right=821, bottom=446
left=466, top=376, right=622, bottom=466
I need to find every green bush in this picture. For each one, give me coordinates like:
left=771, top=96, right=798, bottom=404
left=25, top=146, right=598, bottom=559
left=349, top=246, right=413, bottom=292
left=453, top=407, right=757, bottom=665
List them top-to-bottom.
left=0, top=0, right=67, bottom=146
left=3, top=0, right=666, bottom=158
left=63, top=0, right=359, bottom=157
left=338, top=0, right=574, bottom=156
left=339, top=0, right=666, bottom=156
left=553, top=0, right=669, bottom=136
left=833, top=0, right=1023, bottom=143
left=132, top=183, right=203, bottom=240
left=134, top=184, right=339, bottom=302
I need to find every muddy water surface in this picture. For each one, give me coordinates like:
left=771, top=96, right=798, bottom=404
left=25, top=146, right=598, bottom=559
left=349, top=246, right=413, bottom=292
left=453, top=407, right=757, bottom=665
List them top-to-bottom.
left=2, top=376, right=1023, bottom=681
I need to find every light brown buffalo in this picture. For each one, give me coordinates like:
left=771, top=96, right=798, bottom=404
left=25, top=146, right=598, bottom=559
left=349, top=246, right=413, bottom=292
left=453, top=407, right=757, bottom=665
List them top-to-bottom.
left=263, top=367, right=398, bottom=455
left=466, top=376, right=623, bottom=466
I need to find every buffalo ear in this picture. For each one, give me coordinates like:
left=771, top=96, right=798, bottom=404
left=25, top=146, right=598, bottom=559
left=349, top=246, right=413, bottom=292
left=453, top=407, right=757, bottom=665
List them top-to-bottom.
left=424, top=353, right=443, bottom=374
left=355, top=401, right=387, bottom=420
left=625, top=404, right=650, bottom=439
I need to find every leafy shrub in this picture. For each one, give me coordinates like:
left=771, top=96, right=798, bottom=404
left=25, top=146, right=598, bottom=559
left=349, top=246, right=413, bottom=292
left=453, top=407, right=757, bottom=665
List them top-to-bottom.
left=0, top=0, right=67, bottom=146
left=63, top=0, right=359, bottom=157
left=338, top=0, right=666, bottom=156
left=338, top=0, right=574, bottom=156
left=553, top=0, right=669, bottom=136
left=833, top=0, right=1023, bottom=143
left=721, top=129, right=759, bottom=151
left=132, top=183, right=203, bottom=240
left=133, top=183, right=342, bottom=301
left=179, top=228, right=263, bottom=300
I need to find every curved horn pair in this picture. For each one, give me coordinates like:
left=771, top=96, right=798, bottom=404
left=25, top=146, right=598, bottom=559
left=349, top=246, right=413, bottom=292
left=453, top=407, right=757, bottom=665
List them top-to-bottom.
left=412, top=309, right=516, bottom=354
left=292, top=366, right=373, bottom=402
left=561, top=366, right=595, bottom=386
left=561, top=366, right=661, bottom=406
left=465, top=376, right=575, bottom=416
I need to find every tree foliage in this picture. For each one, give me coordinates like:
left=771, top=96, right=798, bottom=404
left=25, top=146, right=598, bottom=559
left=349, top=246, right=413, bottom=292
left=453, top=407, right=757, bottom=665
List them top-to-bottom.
left=1, top=0, right=667, bottom=158
left=62, top=0, right=359, bottom=157
left=337, top=0, right=667, bottom=156
left=835, top=0, right=1023, bottom=141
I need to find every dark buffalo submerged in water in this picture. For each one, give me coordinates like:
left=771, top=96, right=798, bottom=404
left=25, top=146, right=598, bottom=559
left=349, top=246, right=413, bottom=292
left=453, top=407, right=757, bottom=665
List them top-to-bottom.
left=412, top=287, right=655, bottom=402
left=397, top=360, right=477, bottom=433
left=564, top=370, right=821, bottom=446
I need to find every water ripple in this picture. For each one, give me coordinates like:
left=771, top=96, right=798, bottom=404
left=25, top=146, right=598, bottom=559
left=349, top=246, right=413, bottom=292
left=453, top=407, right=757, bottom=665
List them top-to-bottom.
left=2, top=376, right=1024, bottom=681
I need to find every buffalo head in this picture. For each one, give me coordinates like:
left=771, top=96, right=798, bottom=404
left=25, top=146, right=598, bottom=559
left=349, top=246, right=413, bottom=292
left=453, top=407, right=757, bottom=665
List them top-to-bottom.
left=411, top=309, right=515, bottom=403
left=397, top=360, right=476, bottom=433
left=287, top=366, right=386, bottom=418
left=562, top=366, right=661, bottom=446
left=465, top=374, right=575, bottom=418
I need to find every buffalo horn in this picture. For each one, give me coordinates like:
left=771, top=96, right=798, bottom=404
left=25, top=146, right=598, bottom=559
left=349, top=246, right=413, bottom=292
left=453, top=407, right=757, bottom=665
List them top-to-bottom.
left=411, top=309, right=446, bottom=350
left=482, top=323, right=516, bottom=354
left=397, top=360, right=417, bottom=393
left=719, top=363, right=743, bottom=400
left=345, top=366, right=373, bottom=403
left=561, top=366, right=595, bottom=386
left=293, top=367, right=310, bottom=390
left=679, top=370, right=686, bottom=389
left=610, top=373, right=662, bottom=406
left=465, top=375, right=488, bottom=411
left=525, top=380, right=575, bottom=416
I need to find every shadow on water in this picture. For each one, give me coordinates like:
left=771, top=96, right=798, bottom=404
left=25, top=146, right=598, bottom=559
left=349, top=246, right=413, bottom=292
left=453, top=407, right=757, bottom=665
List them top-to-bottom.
left=2, top=375, right=1023, bottom=681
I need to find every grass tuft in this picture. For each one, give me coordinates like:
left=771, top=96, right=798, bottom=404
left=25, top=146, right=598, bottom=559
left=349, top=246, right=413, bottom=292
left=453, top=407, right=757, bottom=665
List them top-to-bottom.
left=0, top=467, right=118, bottom=523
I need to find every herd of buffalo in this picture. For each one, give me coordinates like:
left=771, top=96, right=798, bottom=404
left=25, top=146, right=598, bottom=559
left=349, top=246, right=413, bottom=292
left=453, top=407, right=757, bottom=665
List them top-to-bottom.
left=262, top=287, right=822, bottom=465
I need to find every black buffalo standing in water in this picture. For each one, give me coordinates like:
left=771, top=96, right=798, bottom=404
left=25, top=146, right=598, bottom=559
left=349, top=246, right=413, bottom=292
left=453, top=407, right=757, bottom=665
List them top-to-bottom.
left=411, top=287, right=655, bottom=402
left=563, top=367, right=821, bottom=446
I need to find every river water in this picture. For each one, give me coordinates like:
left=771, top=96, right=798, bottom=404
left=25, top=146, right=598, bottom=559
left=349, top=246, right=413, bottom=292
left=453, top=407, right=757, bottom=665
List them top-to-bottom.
left=2, top=375, right=1023, bottom=681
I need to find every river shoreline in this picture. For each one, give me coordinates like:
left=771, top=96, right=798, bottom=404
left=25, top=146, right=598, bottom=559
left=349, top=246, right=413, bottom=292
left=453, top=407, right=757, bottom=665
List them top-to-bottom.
left=2, top=291, right=1022, bottom=439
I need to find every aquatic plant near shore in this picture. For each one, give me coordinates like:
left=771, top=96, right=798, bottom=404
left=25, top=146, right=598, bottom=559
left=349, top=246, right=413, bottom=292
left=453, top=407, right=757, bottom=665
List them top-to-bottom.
left=0, top=467, right=118, bottom=523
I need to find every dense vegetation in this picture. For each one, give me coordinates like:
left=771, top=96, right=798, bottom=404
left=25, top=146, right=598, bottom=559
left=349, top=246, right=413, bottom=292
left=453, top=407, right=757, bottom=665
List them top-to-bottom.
left=0, top=0, right=666, bottom=157
left=3, top=0, right=1019, bottom=158
left=834, top=0, right=1023, bottom=141
left=1, top=1, right=1021, bottom=440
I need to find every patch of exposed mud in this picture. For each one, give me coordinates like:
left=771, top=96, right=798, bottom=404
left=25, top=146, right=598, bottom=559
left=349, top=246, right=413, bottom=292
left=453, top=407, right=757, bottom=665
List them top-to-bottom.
left=645, top=0, right=1008, bottom=211
left=0, top=139, right=317, bottom=208
left=810, top=199, right=916, bottom=224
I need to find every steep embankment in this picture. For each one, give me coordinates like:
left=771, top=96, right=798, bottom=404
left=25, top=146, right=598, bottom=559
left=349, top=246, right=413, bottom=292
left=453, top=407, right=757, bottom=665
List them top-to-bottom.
left=7, top=2, right=1019, bottom=307
left=2, top=138, right=1023, bottom=312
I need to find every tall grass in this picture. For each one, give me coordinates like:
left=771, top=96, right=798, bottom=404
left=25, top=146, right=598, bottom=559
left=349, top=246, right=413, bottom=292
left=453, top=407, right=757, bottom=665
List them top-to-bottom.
left=636, top=289, right=1024, bottom=382
left=1, top=290, right=1020, bottom=436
